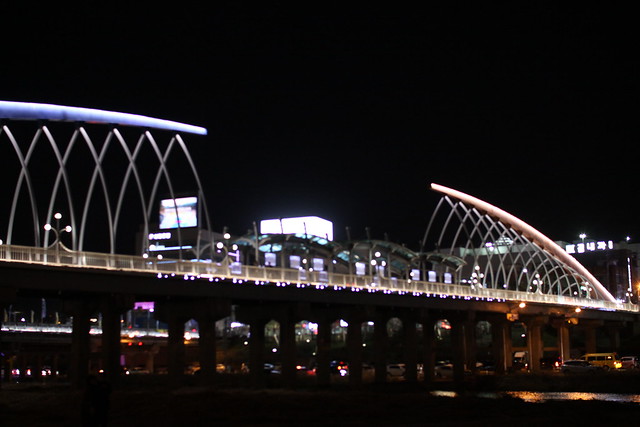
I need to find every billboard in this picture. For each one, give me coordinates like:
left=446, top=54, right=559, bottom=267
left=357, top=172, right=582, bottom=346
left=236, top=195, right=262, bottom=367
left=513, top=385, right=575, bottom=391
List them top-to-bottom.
left=159, top=196, right=198, bottom=229
left=260, top=216, right=333, bottom=241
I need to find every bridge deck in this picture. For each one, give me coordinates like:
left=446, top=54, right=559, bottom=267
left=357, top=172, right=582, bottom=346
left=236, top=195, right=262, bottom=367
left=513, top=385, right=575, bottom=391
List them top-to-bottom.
left=1, top=244, right=636, bottom=313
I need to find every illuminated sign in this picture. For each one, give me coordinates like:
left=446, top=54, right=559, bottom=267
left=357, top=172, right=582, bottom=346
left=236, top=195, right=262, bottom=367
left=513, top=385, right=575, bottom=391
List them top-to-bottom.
left=159, top=197, right=198, bottom=229
left=260, top=216, right=333, bottom=241
left=148, top=232, right=172, bottom=240
left=565, top=240, right=614, bottom=254
left=134, top=302, right=154, bottom=311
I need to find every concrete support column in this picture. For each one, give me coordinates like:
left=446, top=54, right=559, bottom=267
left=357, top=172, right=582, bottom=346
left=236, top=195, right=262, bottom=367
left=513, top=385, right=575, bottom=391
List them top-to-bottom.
left=0, top=288, right=16, bottom=388
left=100, top=295, right=133, bottom=387
left=193, top=299, right=231, bottom=382
left=66, top=300, right=94, bottom=388
left=155, top=300, right=192, bottom=384
left=273, top=303, right=310, bottom=388
left=236, top=304, right=286, bottom=389
left=100, top=305, right=122, bottom=383
left=0, top=306, right=6, bottom=387
left=447, top=310, right=477, bottom=387
left=345, top=311, right=364, bottom=386
left=373, top=312, right=389, bottom=384
left=166, top=313, right=187, bottom=383
left=420, top=313, right=436, bottom=385
left=402, top=314, right=419, bottom=383
left=279, top=315, right=297, bottom=387
left=315, top=315, right=333, bottom=386
left=449, top=315, right=466, bottom=386
left=486, top=315, right=510, bottom=375
left=523, top=316, right=547, bottom=373
left=248, top=317, right=267, bottom=388
left=463, top=317, right=477, bottom=374
left=551, top=318, right=572, bottom=363
left=197, top=319, right=217, bottom=379
left=496, top=321, right=510, bottom=374
left=558, top=324, right=571, bottom=362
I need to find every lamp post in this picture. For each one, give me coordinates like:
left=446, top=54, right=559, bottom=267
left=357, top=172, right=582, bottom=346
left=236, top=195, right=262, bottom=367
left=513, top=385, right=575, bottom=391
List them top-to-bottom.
left=44, top=212, right=72, bottom=259
left=579, top=233, right=587, bottom=253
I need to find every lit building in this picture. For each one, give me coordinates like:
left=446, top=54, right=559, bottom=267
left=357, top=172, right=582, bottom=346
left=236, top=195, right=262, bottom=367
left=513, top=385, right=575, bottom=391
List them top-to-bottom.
left=568, top=239, right=639, bottom=303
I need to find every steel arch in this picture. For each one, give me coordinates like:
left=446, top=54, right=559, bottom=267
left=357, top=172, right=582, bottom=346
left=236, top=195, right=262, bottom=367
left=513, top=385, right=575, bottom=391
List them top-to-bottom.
left=0, top=101, right=211, bottom=257
left=423, top=183, right=616, bottom=303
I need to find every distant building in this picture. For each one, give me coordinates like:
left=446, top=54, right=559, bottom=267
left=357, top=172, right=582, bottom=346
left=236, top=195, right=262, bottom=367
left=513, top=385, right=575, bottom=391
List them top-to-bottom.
left=567, top=239, right=639, bottom=303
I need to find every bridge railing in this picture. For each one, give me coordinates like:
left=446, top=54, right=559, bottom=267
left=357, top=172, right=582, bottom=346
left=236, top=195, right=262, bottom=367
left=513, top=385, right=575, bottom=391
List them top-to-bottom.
left=1, top=244, right=637, bottom=313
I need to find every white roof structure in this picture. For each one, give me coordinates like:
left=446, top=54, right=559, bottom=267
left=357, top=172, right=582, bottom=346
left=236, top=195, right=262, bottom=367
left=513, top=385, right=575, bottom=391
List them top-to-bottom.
left=0, top=101, right=207, bottom=135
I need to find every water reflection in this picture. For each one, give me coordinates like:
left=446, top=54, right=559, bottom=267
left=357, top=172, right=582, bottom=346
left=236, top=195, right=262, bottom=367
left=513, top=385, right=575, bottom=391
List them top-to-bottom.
left=431, top=390, right=640, bottom=403
left=505, top=391, right=640, bottom=403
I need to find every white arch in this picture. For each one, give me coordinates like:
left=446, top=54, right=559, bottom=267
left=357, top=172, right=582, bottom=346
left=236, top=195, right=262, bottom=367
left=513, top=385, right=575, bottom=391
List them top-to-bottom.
left=0, top=101, right=207, bottom=135
left=1, top=101, right=211, bottom=256
left=430, top=183, right=616, bottom=303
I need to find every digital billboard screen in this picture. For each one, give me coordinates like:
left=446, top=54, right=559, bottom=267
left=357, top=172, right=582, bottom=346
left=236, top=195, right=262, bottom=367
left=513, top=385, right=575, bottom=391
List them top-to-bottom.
left=159, top=196, right=198, bottom=229
left=260, top=216, right=333, bottom=241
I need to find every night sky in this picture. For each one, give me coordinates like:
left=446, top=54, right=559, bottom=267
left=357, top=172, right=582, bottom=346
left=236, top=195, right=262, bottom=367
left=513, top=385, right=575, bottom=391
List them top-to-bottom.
left=1, top=4, right=637, bottom=250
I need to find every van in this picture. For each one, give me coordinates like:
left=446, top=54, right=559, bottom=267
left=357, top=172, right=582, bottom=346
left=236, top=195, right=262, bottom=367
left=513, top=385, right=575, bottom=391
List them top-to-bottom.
left=512, top=351, right=529, bottom=371
left=579, top=353, right=622, bottom=370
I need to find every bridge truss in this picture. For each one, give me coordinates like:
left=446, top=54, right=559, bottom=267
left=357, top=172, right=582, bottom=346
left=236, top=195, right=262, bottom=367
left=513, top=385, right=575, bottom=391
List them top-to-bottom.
left=0, top=101, right=212, bottom=258
left=0, top=102, right=635, bottom=313
left=423, top=183, right=620, bottom=306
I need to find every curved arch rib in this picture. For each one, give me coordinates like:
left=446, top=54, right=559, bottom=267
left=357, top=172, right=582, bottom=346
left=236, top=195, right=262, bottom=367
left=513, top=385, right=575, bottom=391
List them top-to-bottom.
left=0, top=101, right=207, bottom=136
left=3, top=126, right=42, bottom=245
left=430, top=183, right=616, bottom=303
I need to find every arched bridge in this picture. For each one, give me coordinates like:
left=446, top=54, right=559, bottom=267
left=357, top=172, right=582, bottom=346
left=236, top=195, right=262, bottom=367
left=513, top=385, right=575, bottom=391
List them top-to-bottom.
left=0, top=101, right=632, bottom=312
left=1, top=101, right=637, bottom=389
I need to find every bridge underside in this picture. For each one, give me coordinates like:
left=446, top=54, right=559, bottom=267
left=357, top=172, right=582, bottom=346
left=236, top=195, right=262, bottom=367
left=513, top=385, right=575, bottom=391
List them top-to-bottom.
left=1, top=259, right=635, bottom=390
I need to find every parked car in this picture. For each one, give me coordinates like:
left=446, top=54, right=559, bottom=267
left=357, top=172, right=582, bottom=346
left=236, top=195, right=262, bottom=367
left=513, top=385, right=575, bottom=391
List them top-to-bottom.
left=512, top=351, right=529, bottom=371
left=620, top=356, right=639, bottom=370
left=561, top=360, right=603, bottom=374
left=476, top=362, right=495, bottom=375
left=362, top=363, right=375, bottom=376
left=434, top=363, right=453, bottom=378
left=386, top=364, right=406, bottom=377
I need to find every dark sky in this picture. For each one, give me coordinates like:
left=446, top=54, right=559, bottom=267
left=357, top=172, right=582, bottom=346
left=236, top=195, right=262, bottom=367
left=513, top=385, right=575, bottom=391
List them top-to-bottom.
left=1, top=4, right=637, bottom=250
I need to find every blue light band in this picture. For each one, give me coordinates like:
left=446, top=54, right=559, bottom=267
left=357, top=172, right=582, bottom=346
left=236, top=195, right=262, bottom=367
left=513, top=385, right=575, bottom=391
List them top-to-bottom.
left=0, top=101, right=207, bottom=135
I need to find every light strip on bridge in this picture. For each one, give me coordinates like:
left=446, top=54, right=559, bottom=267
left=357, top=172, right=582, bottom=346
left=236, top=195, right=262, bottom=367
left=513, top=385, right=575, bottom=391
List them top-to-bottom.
left=0, top=101, right=207, bottom=135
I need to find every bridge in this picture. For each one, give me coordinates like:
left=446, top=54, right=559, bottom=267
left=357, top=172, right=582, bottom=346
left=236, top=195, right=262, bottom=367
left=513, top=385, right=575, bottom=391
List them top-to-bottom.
left=1, top=101, right=637, bottom=389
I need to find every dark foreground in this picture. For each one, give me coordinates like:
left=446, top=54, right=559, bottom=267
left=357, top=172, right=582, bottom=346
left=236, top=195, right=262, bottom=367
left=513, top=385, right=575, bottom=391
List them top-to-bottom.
left=2, top=374, right=640, bottom=426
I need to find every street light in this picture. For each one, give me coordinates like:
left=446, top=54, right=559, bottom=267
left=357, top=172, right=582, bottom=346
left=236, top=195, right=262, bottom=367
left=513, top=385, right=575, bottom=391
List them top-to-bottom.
left=44, top=212, right=72, bottom=258
left=578, top=233, right=587, bottom=253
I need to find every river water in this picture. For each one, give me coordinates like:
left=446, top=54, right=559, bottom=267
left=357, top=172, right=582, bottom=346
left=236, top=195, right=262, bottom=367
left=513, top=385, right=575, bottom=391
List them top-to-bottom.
left=431, top=390, right=640, bottom=403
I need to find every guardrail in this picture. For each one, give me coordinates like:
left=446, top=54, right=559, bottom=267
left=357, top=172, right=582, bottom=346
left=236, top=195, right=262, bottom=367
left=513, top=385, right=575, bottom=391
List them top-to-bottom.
left=1, top=244, right=637, bottom=313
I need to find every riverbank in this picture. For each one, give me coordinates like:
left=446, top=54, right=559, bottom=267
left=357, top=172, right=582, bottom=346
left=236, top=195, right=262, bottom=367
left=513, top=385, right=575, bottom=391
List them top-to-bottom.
left=467, top=369, right=640, bottom=394
left=2, top=373, right=640, bottom=425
